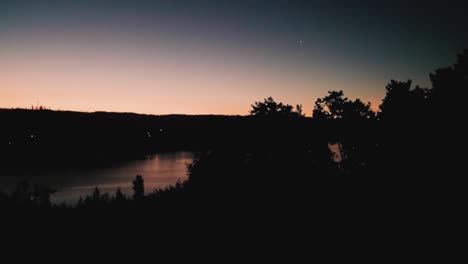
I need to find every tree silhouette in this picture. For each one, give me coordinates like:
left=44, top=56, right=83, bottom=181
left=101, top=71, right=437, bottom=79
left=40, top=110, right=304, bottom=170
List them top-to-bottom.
left=1, top=49, right=466, bottom=215
left=430, top=49, right=467, bottom=120
left=379, top=80, right=431, bottom=121
left=379, top=80, right=412, bottom=119
left=313, top=90, right=375, bottom=120
left=313, top=91, right=347, bottom=119
left=250, top=97, right=304, bottom=118
left=342, top=99, right=375, bottom=120
left=295, top=104, right=304, bottom=116
left=133, top=175, right=144, bottom=201
left=32, top=184, right=56, bottom=208
left=92, top=187, right=100, bottom=201
left=115, top=187, right=125, bottom=202
left=101, top=192, right=110, bottom=204
left=77, top=197, right=84, bottom=208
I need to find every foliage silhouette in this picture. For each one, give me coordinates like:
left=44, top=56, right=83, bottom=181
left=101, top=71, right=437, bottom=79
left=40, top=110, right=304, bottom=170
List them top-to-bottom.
left=0, top=49, right=465, bottom=217
left=379, top=80, right=431, bottom=121
left=313, top=90, right=375, bottom=120
left=250, top=97, right=304, bottom=118
left=133, top=175, right=144, bottom=201
left=115, top=187, right=126, bottom=203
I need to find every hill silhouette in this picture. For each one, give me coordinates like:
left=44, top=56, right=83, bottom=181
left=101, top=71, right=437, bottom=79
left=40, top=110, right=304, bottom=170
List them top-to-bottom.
left=1, top=49, right=466, bottom=216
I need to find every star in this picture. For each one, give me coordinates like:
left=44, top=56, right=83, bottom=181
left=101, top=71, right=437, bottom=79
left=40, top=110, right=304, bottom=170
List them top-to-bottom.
left=299, top=40, right=303, bottom=44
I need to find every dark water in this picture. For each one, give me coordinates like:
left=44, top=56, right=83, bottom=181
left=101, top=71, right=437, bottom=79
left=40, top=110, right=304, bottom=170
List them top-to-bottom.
left=0, top=152, right=193, bottom=204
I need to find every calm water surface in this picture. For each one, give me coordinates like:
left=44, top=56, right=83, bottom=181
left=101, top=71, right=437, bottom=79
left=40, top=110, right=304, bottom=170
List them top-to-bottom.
left=0, top=152, right=193, bottom=204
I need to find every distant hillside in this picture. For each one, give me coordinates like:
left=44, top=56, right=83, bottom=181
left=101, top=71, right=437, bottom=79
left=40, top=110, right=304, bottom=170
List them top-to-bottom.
left=0, top=109, right=326, bottom=170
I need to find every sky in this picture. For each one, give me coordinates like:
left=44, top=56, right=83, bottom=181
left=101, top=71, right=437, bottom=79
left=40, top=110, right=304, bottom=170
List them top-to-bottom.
left=1, top=0, right=467, bottom=115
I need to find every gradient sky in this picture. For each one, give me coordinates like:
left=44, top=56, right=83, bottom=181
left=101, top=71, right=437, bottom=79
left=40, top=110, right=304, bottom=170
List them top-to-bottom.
left=1, top=0, right=467, bottom=115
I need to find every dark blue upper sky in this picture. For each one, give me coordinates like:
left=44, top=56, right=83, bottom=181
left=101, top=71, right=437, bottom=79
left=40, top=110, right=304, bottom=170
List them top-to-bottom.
left=1, top=0, right=467, bottom=114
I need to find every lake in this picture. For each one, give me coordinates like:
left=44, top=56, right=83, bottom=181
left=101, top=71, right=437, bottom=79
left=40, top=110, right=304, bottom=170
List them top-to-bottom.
left=0, top=152, right=193, bottom=204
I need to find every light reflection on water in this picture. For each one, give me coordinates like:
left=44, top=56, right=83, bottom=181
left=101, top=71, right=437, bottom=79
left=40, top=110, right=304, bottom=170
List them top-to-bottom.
left=0, top=152, right=193, bottom=205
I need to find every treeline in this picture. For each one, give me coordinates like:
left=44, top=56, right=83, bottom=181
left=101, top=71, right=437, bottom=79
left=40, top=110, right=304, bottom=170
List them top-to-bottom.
left=0, top=49, right=465, bottom=211
left=173, top=50, right=464, bottom=215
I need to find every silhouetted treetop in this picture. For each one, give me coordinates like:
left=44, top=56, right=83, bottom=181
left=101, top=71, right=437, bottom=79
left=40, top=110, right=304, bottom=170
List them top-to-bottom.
left=1, top=49, right=466, bottom=215
left=430, top=49, right=467, bottom=112
left=379, top=80, right=431, bottom=121
left=313, top=91, right=375, bottom=120
left=250, top=97, right=304, bottom=118
left=133, top=175, right=144, bottom=201
left=92, top=187, right=101, bottom=202
left=115, top=188, right=125, bottom=201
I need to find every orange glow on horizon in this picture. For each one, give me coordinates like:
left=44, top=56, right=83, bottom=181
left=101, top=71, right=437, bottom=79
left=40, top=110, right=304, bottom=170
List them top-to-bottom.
left=1, top=39, right=386, bottom=116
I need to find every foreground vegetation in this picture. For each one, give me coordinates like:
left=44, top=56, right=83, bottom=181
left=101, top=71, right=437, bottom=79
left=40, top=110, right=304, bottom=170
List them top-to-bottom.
left=1, top=50, right=465, bottom=212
